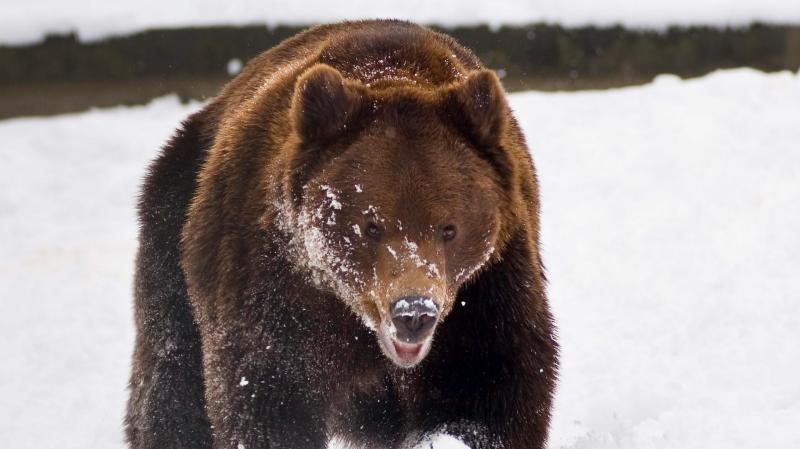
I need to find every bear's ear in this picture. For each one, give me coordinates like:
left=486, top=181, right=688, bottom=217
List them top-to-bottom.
left=291, top=64, right=365, bottom=144
left=441, top=70, right=508, bottom=148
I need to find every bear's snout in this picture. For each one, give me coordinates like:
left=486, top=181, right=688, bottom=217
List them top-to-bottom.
left=375, top=295, right=441, bottom=367
left=390, top=295, right=438, bottom=344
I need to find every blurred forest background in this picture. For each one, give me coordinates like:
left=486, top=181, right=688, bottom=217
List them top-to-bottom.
left=2, top=23, right=799, bottom=119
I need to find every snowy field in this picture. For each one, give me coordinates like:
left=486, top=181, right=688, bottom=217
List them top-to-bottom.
left=2, top=0, right=800, bottom=44
left=1, top=68, right=799, bottom=448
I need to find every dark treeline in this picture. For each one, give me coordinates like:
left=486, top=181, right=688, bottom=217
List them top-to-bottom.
left=1, top=23, right=798, bottom=118
left=3, top=23, right=799, bottom=84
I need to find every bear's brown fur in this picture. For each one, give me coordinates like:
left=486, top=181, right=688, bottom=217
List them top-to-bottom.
left=125, top=19, right=557, bottom=449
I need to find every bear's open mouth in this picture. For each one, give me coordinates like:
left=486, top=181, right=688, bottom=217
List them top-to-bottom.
left=377, top=322, right=434, bottom=368
left=392, top=340, right=423, bottom=363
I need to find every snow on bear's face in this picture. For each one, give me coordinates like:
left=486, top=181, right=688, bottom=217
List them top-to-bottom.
left=282, top=64, right=509, bottom=367
left=290, top=118, right=501, bottom=368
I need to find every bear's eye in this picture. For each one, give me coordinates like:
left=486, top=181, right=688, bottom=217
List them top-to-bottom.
left=365, top=222, right=382, bottom=240
left=441, top=224, right=457, bottom=242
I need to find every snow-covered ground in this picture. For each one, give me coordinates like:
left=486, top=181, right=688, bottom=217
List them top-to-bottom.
left=1, top=0, right=799, bottom=45
left=1, top=68, right=799, bottom=448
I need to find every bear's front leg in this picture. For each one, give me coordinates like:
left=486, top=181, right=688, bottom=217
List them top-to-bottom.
left=414, top=247, right=558, bottom=449
left=201, top=328, right=330, bottom=449
left=417, top=353, right=555, bottom=449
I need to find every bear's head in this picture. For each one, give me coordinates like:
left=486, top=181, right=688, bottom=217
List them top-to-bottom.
left=279, top=64, right=516, bottom=368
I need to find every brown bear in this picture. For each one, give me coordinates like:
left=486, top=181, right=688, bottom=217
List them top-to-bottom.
left=125, top=19, right=558, bottom=449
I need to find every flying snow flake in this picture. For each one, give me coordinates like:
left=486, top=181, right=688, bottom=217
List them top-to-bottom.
left=227, top=58, right=243, bottom=76
left=239, top=377, right=249, bottom=387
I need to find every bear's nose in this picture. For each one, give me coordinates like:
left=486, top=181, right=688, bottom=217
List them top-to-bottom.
left=390, top=296, right=439, bottom=344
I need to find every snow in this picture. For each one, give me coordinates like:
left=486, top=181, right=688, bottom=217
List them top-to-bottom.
left=1, top=0, right=799, bottom=45
left=227, top=58, right=244, bottom=77
left=1, top=68, right=799, bottom=448
left=513, top=69, right=800, bottom=448
left=0, top=96, right=197, bottom=449
left=280, top=184, right=363, bottom=315
left=320, top=184, right=343, bottom=210
left=386, top=245, right=399, bottom=259
left=392, top=297, right=438, bottom=317
left=414, top=433, right=472, bottom=448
